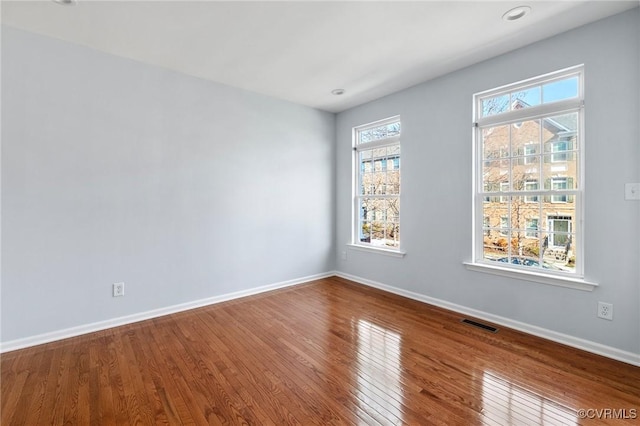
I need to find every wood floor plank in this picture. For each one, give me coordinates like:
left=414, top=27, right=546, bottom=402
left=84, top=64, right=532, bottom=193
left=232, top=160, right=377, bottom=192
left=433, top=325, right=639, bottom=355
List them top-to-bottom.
left=2, top=277, right=639, bottom=425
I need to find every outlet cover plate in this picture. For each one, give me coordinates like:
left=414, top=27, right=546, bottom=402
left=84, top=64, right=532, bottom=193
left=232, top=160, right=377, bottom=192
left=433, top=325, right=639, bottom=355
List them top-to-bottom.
left=113, top=282, right=125, bottom=297
left=597, top=301, right=613, bottom=320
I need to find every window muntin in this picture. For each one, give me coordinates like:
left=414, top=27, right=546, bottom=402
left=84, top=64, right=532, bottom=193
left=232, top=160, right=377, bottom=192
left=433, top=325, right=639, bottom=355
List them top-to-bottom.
left=475, top=66, right=583, bottom=276
left=354, top=117, right=401, bottom=250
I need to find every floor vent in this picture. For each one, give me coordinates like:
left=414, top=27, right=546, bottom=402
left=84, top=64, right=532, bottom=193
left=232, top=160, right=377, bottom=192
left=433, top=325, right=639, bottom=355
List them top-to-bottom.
left=461, top=318, right=498, bottom=333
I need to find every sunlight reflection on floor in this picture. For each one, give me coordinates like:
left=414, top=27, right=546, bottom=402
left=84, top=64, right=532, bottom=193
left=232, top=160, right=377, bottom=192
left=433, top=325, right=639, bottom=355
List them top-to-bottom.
left=355, top=319, right=404, bottom=425
left=481, top=371, right=577, bottom=425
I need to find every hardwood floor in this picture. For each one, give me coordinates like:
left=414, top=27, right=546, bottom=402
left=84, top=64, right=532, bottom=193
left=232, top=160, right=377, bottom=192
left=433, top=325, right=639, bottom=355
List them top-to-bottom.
left=2, top=276, right=639, bottom=425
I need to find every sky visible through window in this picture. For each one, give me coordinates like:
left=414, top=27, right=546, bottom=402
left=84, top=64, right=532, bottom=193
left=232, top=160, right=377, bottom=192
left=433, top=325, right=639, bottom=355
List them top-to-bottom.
left=482, top=76, right=578, bottom=117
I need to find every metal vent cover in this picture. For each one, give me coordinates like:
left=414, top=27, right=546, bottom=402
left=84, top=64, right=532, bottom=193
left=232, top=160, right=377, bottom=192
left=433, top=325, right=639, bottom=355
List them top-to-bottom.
left=461, top=318, right=499, bottom=333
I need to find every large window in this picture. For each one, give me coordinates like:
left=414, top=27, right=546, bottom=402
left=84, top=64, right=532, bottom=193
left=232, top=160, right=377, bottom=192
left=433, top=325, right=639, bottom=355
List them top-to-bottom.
left=473, top=66, right=583, bottom=276
left=354, top=117, right=401, bottom=250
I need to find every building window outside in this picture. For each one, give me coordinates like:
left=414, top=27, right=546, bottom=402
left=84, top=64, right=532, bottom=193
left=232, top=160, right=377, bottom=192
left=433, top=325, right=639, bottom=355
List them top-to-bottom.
left=475, top=66, right=583, bottom=275
left=354, top=117, right=401, bottom=250
left=551, top=139, right=572, bottom=162
left=523, top=143, right=537, bottom=164
left=550, top=177, right=569, bottom=203
left=524, top=180, right=539, bottom=203
left=500, top=182, right=509, bottom=203
left=500, top=216, right=509, bottom=236
left=484, top=217, right=491, bottom=236
left=526, top=218, right=539, bottom=238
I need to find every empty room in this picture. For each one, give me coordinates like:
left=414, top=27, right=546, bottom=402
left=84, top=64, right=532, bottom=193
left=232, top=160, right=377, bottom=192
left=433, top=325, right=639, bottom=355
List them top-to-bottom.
left=1, top=0, right=639, bottom=424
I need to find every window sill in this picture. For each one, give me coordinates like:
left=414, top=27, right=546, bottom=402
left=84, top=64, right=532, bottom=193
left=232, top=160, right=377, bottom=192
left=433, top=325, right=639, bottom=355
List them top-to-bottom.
left=348, top=244, right=406, bottom=258
left=463, top=262, right=598, bottom=292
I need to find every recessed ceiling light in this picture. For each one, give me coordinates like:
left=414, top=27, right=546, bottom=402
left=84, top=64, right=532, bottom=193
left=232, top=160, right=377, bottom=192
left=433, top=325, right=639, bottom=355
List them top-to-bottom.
left=52, top=0, right=77, bottom=6
left=502, top=5, right=531, bottom=21
left=331, top=89, right=346, bottom=96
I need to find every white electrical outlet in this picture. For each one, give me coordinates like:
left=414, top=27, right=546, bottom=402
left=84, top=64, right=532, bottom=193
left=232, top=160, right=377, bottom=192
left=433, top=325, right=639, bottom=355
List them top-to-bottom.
left=341, top=250, right=347, bottom=260
left=113, top=282, right=125, bottom=297
left=597, top=302, right=613, bottom=320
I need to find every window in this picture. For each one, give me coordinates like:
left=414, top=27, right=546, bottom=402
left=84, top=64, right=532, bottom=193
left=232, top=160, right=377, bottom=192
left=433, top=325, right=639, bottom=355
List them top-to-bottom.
left=474, top=66, right=583, bottom=276
left=354, top=117, right=401, bottom=250
left=550, top=138, right=574, bottom=162
left=550, top=177, right=568, bottom=203
left=524, top=180, right=539, bottom=203
left=499, top=182, right=509, bottom=203
left=548, top=215, right=572, bottom=247
left=483, top=216, right=491, bottom=236
left=500, top=216, right=509, bottom=236
left=525, top=218, right=539, bottom=238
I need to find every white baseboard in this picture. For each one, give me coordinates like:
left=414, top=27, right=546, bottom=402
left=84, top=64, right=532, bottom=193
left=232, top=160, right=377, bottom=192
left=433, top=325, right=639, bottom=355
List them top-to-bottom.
left=4, top=270, right=638, bottom=367
left=335, top=271, right=640, bottom=367
left=0, top=272, right=333, bottom=353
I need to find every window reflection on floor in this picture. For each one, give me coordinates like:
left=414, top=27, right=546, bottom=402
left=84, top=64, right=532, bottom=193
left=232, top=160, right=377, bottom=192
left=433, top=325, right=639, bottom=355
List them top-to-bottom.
left=355, top=319, right=404, bottom=424
left=481, top=371, right=577, bottom=425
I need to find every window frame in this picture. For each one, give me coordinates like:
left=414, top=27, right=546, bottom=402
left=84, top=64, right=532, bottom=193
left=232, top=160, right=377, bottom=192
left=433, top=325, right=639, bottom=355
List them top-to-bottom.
left=469, top=65, right=594, bottom=289
left=351, top=116, right=404, bottom=256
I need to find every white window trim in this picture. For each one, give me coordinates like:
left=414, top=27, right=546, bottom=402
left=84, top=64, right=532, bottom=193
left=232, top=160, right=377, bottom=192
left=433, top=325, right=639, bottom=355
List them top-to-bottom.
left=470, top=65, right=591, bottom=289
left=352, top=115, right=403, bottom=254
left=347, top=243, right=406, bottom=258
left=463, top=262, right=597, bottom=291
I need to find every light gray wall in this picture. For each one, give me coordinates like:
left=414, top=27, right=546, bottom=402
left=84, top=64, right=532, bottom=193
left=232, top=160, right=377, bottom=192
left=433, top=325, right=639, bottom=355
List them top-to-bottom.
left=335, top=9, right=639, bottom=354
left=1, top=27, right=335, bottom=342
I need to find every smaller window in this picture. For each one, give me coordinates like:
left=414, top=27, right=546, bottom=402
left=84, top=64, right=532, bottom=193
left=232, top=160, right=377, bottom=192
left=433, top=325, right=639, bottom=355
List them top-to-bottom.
left=354, top=117, right=401, bottom=250
left=551, top=140, right=569, bottom=162
left=523, top=144, right=537, bottom=164
left=551, top=177, right=568, bottom=203
left=524, top=180, right=539, bottom=203
left=500, top=182, right=509, bottom=203
left=548, top=215, right=572, bottom=247
left=500, top=216, right=509, bottom=236
left=526, top=218, right=539, bottom=238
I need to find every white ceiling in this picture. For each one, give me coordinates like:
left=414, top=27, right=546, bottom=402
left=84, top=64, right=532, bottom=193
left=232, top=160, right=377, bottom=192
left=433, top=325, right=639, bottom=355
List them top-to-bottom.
left=2, top=0, right=638, bottom=112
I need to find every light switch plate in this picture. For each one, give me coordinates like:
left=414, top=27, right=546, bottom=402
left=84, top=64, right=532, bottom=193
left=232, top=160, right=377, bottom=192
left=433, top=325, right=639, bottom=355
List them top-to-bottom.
left=625, top=183, right=640, bottom=200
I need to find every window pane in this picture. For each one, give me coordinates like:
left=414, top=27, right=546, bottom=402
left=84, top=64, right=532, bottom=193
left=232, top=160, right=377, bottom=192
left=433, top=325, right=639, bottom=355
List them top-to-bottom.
left=543, top=77, right=578, bottom=103
left=512, top=86, right=541, bottom=109
left=481, top=94, right=510, bottom=117
left=543, top=113, right=578, bottom=145
left=543, top=114, right=578, bottom=174
left=511, top=119, right=540, bottom=156
left=358, top=121, right=400, bottom=144
left=482, top=125, right=510, bottom=159
left=387, top=145, right=400, bottom=157
left=482, top=159, right=509, bottom=193
left=511, top=162, right=540, bottom=192
left=360, top=170, right=374, bottom=196
left=386, top=171, right=400, bottom=194
left=358, top=197, right=399, bottom=247
left=510, top=197, right=540, bottom=232
left=386, top=198, right=400, bottom=248
left=542, top=200, right=575, bottom=270
left=542, top=231, right=576, bottom=273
